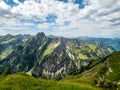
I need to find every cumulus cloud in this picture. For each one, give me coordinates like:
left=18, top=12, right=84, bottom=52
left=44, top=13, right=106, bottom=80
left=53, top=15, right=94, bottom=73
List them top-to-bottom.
left=0, top=0, right=120, bottom=38
left=13, top=0, right=20, bottom=4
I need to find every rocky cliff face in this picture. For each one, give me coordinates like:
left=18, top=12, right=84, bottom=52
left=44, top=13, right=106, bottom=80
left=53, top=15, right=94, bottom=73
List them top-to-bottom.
left=0, top=33, right=114, bottom=80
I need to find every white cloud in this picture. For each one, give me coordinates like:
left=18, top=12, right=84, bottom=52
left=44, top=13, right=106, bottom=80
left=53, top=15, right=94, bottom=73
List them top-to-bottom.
left=0, top=0, right=120, bottom=38
left=13, top=0, right=20, bottom=4
left=0, top=1, right=10, bottom=9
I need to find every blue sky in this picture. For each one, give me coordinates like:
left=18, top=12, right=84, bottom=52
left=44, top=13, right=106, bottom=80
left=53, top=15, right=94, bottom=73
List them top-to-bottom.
left=0, top=0, right=120, bottom=38
left=3, top=0, right=85, bottom=8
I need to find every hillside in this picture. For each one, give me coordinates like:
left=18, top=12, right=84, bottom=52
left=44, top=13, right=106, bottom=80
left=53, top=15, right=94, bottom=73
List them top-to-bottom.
left=0, top=33, right=113, bottom=80
left=0, top=34, right=31, bottom=60
left=0, top=51, right=120, bottom=90
left=70, top=51, right=120, bottom=90
left=0, top=73, right=102, bottom=90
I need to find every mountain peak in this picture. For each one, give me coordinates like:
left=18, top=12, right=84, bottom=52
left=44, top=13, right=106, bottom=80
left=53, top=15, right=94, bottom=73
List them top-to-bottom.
left=35, top=32, right=46, bottom=40
left=36, top=32, right=45, bottom=37
left=0, top=34, right=114, bottom=80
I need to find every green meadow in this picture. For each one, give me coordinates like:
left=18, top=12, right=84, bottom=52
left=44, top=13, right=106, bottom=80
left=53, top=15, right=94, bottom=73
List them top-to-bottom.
left=0, top=72, right=103, bottom=90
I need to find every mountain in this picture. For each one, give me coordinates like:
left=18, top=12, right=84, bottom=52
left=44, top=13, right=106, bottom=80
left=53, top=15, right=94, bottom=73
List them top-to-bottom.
left=0, top=32, right=114, bottom=80
left=0, top=34, right=31, bottom=60
left=76, top=37, right=120, bottom=51
left=0, top=51, right=120, bottom=90
left=73, top=51, right=120, bottom=89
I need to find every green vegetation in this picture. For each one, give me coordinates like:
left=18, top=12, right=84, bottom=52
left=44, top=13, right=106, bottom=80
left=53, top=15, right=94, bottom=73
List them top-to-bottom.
left=0, top=33, right=113, bottom=78
left=0, top=33, right=117, bottom=90
left=0, top=36, right=23, bottom=60
left=0, top=38, right=17, bottom=44
left=43, top=41, right=60, bottom=56
left=69, top=42, right=113, bottom=60
left=0, top=46, right=13, bottom=60
left=78, top=51, right=120, bottom=89
left=92, top=52, right=120, bottom=82
left=105, top=52, right=120, bottom=82
left=78, top=53, right=88, bottom=60
left=0, top=73, right=103, bottom=90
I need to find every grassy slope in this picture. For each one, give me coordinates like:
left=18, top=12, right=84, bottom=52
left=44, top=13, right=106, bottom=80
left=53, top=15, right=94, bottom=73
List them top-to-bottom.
left=0, top=37, right=20, bottom=60
left=69, top=42, right=113, bottom=60
left=0, top=46, right=13, bottom=60
left=0, top=51, right=119, bottom=90
left=69, top=51, right=120, bottom=89
left=84, top=51, right=120, bottom=82
left=0, top=73, right=103, bottom=90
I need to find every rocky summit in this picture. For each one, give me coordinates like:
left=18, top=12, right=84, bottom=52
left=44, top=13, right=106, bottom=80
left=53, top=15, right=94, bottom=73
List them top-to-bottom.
left=0, top=33, right=114, bottom=80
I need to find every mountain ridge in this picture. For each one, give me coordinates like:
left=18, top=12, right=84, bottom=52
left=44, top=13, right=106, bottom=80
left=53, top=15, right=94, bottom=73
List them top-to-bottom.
left=0, top=32, right=114, bottom=80
left=0, top=34, right=31, bottom=60
left=76, top=37, right=120, bottom=51
left=0, top=51, right=120, bottom=90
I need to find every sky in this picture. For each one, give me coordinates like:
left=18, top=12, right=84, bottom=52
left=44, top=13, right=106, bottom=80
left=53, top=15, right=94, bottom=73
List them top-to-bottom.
left=0, top=0, right=120, bottom=38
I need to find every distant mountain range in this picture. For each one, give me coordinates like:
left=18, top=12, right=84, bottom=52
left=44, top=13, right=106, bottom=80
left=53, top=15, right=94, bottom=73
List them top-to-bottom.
left=0, top=33, right=115, bottom=80
left=0, top=33, right=120, bottom=90
left=49, top=35, right=120, bottom=51
left=76, top=37, right=120, bottom=51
